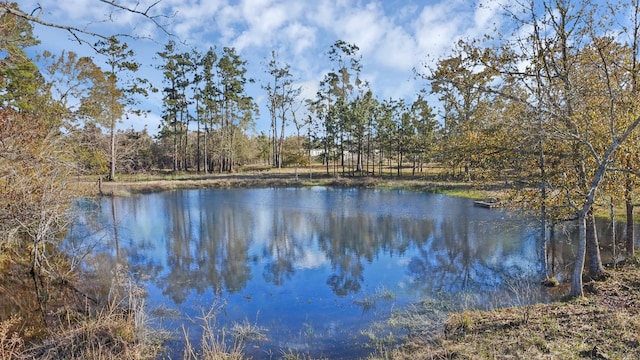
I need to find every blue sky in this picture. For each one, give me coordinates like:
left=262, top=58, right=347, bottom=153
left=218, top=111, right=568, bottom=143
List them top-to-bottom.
left=20, top=0, right=503, bottom=135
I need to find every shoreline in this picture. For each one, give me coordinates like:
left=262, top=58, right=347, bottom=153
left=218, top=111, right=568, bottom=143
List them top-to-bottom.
left=77, top=171, right=497, bottom=200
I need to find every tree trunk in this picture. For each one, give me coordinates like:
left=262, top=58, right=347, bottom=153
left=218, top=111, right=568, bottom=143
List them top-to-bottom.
left=183, top=111, right=189, bottom=171
left=272, top=111, right=277, bottom=167
left=196, top=112, right=201, bottom=173
left=278, top=113, right=285, bottom=169
left=109, top=121, right=116, bottom=181
left=173, top=121, right=178, bottom=171
left=203, top=127, right=208, bottom=174
left=324, top=137, right=329, bottom=176
left=356, top=144, right=363, bottom=175
left=412, top=155, right=417, bottom=176
left=626, top=166, right=635, bottom=256
left=541, top=190, right=548, bottom=277
left=626, top=200, right=635, bottom=257
left=586, top=209, right=605, bottom=278
left=570, top=211, right=587, bottom=298
left=549, top=222, right=557, bottom=276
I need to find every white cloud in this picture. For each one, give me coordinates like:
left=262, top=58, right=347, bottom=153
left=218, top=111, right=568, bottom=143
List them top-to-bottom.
left=43, top=0, right=107, bottom=22
left=160, top=0, right=227, bottom=44
left=308, top=0, right=340, bottom=29
left=233, top=1, right=292, bottom=51
left=413, top=1, right=470, bottom=59
left=474, top=1, right=499, bottom=30
left=337, top=2, right=386, bottom=56
left=283, top=22, right=316, bottom=55
left=374, top=26, right=419, bottom=70
left=299, top=79, right=319, bottom=105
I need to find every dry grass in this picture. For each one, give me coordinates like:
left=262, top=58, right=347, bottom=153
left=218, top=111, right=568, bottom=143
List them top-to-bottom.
left=0, top=261, right=165, bottom=360
left=375, top=261, right=640, bottom=360
left=23, top=268, right=164, bottom=360
left=181, top=305, right=246, bottom=360
left=24, top=308, right=159, bottom=359
left=0, top=315, right=24, bottom=360
left=230, top=319, right=267, bottom=343
left=279, top=349, right=329, bottom=360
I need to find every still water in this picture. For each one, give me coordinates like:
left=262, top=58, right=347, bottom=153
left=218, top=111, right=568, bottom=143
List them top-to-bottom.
left=65, top=187, right=602, bottom=358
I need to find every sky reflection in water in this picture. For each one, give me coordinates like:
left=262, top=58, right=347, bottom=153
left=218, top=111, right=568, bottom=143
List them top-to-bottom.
left=67, top=187, right=557, bottom=358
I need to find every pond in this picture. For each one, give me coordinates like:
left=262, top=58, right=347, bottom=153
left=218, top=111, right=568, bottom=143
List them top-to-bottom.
left=64, top=187, right=627, bottom=359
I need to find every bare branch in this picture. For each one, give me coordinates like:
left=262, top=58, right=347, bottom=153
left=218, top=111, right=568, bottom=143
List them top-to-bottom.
left=98, top=0, right=175, bottom=36
left=0, top=1, right=174, bottom=46
left=1, top=4, right=105, bottom=42
left=607, top=167, right=640, bottom=177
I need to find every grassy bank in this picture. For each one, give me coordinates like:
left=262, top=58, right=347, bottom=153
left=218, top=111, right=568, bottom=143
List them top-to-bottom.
left=76, top=167, right=497, bottom=199
left=378, top=259, right=640, bottom=359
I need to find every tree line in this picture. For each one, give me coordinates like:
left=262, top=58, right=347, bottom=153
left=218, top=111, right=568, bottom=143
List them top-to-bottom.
left=3, top=0, right=640, bottom=304
left=34, top=36, right=442, bottom=178
left=147, top=39, right=440, bottom=177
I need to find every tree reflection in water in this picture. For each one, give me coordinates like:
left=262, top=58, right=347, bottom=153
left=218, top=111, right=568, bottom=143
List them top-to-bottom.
left=65, top=187, right=629, bottom=358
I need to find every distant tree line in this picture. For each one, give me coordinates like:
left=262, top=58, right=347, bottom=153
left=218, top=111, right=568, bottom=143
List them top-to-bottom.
left=148, top=39, right=440, bottom=177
